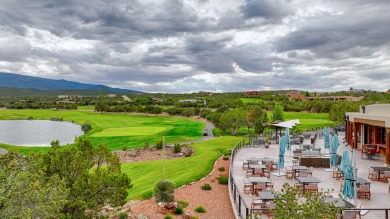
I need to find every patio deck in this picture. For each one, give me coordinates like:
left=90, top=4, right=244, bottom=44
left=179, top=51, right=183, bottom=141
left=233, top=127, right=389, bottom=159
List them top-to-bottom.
left=231, top=131, right=390, bottom=218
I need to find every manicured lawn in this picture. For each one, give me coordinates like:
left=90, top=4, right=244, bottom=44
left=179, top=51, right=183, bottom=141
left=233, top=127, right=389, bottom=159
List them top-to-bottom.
left=240, top=98, right=264, bottom=104
left=0, top=109, right=204, bottom=152
left=91, top=126, right=167, bottom=137
left=122, top=136, right=240, bottom=200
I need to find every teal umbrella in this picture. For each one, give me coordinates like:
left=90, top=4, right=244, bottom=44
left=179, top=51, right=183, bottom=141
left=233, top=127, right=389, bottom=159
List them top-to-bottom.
left=323, top=127, right=330, bottom=149
left=285, top=128, right=290, bottom=150
left=330, top=134, right=340, bottom=165
left=279, top=136, right=287, bottom=169
left=341, top=150, right=355, bottom=199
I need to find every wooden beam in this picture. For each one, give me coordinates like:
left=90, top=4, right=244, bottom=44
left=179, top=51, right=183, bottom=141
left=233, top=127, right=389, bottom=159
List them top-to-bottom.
left=354, top=118, right=385, bottom=127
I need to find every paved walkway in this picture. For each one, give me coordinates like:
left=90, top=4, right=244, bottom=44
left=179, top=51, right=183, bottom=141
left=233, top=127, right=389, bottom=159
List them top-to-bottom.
left=232, top=131, right=390, bottom=218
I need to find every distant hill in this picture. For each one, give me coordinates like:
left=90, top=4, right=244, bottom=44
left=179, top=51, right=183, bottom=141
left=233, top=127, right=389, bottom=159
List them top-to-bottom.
left=0, top=72, right=142, bottom=93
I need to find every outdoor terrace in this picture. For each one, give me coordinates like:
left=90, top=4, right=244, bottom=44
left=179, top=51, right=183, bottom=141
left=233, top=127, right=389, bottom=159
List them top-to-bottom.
left=229, top=132, right=390, bottom=218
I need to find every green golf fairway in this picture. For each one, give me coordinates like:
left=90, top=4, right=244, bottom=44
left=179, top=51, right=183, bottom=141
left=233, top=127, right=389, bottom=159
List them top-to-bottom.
left=0, top=109, right=204, bottom=153
left=91, top=126, right=167, bottom=137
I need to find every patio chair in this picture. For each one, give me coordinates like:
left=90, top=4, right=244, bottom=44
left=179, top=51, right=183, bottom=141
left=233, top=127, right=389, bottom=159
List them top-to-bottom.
left=242, top=159, right=249, bottom=170
left=250, top=160, right=259, bottom=165
left=272, top=160, right=278, bottom=169
left=265, top=161, right=273, bottom=171
left=284, top=167, right=294, bottom=179
left=308, top=167, right=314, bottom=177
left=333, top=167, right=343, bottom=180
left=253, top=168, right=264, bottom=177
left=263, top=168, right=271, bottom=178
left=368, top=168, right=379, bottom=181
left=246, top=169, right=254, bottom=178
left=298, top=170, right=308, bottom=177
left=381, top=171, right=390, bottom=182
left=388, top=178, right=390, bottom=193
left=243, top=179, right=253, bottom=194
left=266, top=179, right=274, bottom=192
left=294, top=179, right=304, bottom=193
left=254, top=182, right=267, bottom=194
left=307, top=183, right=319, bottom=196
left=357, top=185, right=371, bottom=200
left=250, top=193, right=264, bottom=214
left=338, top=200, right=362, bottom=219
left=265, top=201, right=275, bottom=217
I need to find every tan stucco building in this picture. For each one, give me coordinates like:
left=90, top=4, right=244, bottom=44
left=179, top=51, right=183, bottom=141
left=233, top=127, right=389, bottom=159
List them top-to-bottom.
left=346, top=104, right=390, bottom=164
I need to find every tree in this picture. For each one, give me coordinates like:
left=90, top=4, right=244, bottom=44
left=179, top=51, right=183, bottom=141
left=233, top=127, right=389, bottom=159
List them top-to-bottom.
left=272, top=103, right=285, bottom=121
left=246, top=106, right=263, bottom=133
left=219, top=109, right=246, bottom=135
left=254, top=111, right=269, bottom=135
left=81, top=122, right=92, bottom=134
left=39, top=139, right=132, bottom=218
left=0, top=152, right=68, bottom=218
left=272, top=183, right=341, bottom=218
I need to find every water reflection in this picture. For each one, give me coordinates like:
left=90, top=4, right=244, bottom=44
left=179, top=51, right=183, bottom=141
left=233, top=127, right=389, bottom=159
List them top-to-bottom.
left=0, top=120, right=84, bottom=146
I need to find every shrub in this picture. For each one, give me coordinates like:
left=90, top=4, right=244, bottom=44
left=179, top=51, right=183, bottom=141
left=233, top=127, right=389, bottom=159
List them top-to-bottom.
left=81, top=122, right=92, bottom=134
left=155, top=139, right=163, bottom=150
left=143, top=141, right=150, bottom=149
left=173, top=143, right=181, bottom=153
left=122, top=146, right=128, bottom=151
left=183, top=147, right=194, bottom=157
left=223, top=156, right=229, bottom=160
left=218, top=167, right=225, bottom=172
left=218, top=175, right=229, bottom=185
left=154, top=179, right=175, bottom=203
left=200, top=183, right=211, bottom=190
left=177, top=200, right=189, bottom=208
left=194, top=206, right=206, bottom=213
left=174, top=207, right=184, bottom=215
left=118, top=212, right=128, bottom=219
left=163, top=215, right=173, bottom=219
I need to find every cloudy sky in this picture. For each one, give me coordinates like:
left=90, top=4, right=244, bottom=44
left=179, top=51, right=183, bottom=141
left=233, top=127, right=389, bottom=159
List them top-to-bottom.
left=0, top=0, right=389, bottom=93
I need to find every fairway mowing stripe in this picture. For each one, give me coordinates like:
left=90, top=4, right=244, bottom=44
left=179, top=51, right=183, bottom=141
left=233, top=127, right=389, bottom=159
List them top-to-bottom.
left=91, top=126, right=167, bottom=137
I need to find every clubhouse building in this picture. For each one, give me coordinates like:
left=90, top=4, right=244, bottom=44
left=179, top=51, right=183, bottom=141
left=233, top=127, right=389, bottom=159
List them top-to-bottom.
left=345, top=104, right=390, bottom=164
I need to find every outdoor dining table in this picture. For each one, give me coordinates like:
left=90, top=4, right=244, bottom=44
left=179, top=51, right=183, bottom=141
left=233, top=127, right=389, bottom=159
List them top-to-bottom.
left=291, top=165, right=309, bottom=178
left=370, top=166, right=390, bottom=181
left=248, top=176, right=271, bottom=191
left=296, top=177, right=321, bottom=193
left=356, top=177, right=371, bottom=187
left=258, top=191, right=280, bottom=203
left=325, top=197, right=354, bottom=208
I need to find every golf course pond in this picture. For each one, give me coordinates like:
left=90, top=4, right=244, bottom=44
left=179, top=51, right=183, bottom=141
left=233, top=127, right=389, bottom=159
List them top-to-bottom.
left=0, top=120, right=84, bottom=146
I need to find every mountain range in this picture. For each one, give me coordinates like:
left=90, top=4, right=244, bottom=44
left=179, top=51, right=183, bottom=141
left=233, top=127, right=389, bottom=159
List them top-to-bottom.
left=0, top=72, right=141, bottom=93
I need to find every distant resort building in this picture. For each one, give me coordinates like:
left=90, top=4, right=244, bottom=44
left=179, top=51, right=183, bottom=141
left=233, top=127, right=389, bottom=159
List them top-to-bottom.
left=243, top=90, right=262, bottom=97
left=198, top=91, right=214, bottom=96
left=287, top=91, right=307, bottom=100
left=306, top=96, right=364, bottom=101
left=179, top=99, right=199, bottom=103
left=346, top=104, right=390, bottom=164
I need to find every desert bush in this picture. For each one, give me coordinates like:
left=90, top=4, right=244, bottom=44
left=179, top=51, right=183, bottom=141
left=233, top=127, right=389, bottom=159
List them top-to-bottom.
left=81, top=122, right=91, bottom=134
left=155, top=139, right=163, bottom=150
left=143, top=141, right=150, bottom=149
left=173, top=143, right=181, bottom=153
left=122, top=146, right=128, bottom=151
left=183, top=147, right=194, bottom=157
left=223, top=156, right=229, bottom=160
left=218, top=167, right=225, bottom=171
left=218, top=175, right=229, bottom=185
left=154, top=179, right=175, bottom=203
left=200, top=183, right=211, bottom=190
left=177, top=200, right=189, bottom=208
left=194, top=206, right=206, bottom=213
left=174, top=207, right=184, bottom=215
left=118, top=212, right=128, bottom=219
left=163, top=215, right=173, bottom=219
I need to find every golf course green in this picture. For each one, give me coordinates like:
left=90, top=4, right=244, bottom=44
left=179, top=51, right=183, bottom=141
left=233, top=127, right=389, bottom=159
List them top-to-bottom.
left=0, top=109, right=205, bottom=153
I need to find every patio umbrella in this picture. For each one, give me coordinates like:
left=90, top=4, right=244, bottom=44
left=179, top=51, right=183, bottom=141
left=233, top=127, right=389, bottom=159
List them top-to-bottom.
left=285, top=127, right=290, bottom=150
left=323, top=127, right=330, bottom=149
left=330, top=133, right=340, bottom=166
left=279, top=135, right=287, bottom=169
left=341, top=150, right=356, bottom=203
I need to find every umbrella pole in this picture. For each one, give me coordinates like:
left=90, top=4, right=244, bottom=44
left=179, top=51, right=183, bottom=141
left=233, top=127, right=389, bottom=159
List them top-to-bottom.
left=272, top=135, right=284, bottom=177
